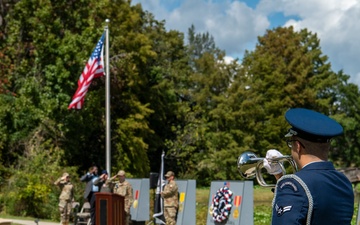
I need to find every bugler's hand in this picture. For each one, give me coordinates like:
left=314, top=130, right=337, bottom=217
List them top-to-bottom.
left=263, top=149, right=283, bottom=175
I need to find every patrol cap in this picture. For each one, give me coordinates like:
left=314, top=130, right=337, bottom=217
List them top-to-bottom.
left=285, top=108, right=343, bottom=142
left=101, top=170, right=108, bottom=175
left=117, top=170, right=125, bottom=176
left=165, top=171, right=175, bottom=177
left=62, top=172, right=69, bottom=177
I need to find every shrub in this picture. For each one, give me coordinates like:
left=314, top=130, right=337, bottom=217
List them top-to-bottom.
left=0, top=146, right=82, bottom=220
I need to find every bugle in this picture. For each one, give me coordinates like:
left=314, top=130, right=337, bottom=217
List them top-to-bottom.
left=237, top=151, right=298, bottom=187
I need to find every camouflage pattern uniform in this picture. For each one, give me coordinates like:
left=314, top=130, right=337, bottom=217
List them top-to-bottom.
left=94, top=170, right=115, bottom=193
left=112, top=170, right=133, bottom=225
left=162, top=171, right=178, bottom=225
left=54, top=173, right=74, bottom=225
left=96, top=177, right=115, bottom=193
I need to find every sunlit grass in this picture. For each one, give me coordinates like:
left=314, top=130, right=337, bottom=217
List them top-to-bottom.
left=196, top=185, right=359, bottom=225
left=1, top=186, right=358, bottom=225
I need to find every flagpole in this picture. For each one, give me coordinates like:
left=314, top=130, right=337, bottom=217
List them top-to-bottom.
left=105, top=19, right=111, bottom=176
left=153, top=151, right=166, bottom=224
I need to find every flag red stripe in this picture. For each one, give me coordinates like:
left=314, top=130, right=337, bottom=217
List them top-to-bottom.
left=68, top=33, right=105, bottom=109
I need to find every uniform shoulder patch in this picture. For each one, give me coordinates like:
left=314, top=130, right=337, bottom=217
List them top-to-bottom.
left=279, top=180, right=298, bottom=191
left=275, top=204, right=292, bottom=216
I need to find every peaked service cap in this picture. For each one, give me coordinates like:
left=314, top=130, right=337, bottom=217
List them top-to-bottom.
left=285, top=108, right=343, bottom=142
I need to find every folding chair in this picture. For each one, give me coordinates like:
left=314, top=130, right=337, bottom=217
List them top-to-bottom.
left=75, top=202, right=91, bottom=225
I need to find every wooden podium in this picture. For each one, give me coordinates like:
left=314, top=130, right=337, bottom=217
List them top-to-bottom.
left=95, top=192, right=125, bottom=225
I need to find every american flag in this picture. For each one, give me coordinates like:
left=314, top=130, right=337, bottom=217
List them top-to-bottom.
left=68, top=33, right=105, bottom=109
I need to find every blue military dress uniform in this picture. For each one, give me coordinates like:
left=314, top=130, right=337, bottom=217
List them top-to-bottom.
left=271, top=108, right=354, bottom=225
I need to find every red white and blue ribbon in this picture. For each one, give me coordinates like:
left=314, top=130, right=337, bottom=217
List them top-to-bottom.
left=212, top=186, right=233, bottom=222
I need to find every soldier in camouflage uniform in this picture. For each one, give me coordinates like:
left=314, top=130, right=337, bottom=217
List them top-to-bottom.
left=94, top=170, right=115, bottom=193
left=112, top=170, right=133, bottom=225
left=161, top=171, right=178, bottom=225
left=54, top=172, right=74, bottom=225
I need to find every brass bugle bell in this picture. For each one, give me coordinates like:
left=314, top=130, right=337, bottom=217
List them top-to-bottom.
left=237, top=151, right=298, bottom=187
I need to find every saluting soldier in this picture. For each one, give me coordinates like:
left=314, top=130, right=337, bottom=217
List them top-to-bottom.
left=264, top=108, right=354, bottom=225
left=80, top=166, right=99, bottom=225
left=93, top=170, right=115, bottom=193
left=112, top=170, right=133, bottom=225
left=161, top=171, right=178, bottom=225
left=54, top=172, right=74, bottom=225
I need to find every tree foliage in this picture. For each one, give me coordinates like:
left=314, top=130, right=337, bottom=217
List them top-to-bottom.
left=0, top=0, right=360, bottom=219
left=227, top=27, right=341, bottom=157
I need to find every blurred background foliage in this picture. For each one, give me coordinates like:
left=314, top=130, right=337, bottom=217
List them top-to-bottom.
left=0, top=0, right=360, bottom=220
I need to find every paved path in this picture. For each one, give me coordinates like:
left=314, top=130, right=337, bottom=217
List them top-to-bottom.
left=6, top=219, right=60, bottom=225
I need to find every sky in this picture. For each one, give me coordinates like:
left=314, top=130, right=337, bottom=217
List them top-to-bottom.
left=130, top=0, right=360, bottom=86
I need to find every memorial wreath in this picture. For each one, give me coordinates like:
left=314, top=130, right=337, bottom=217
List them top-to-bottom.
left=211, top=186, right=233, bottom=222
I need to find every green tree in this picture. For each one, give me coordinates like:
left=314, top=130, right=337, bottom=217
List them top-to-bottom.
left=0, top=0, right=190, bottom=216
left=1, top=0, right=191, bottom=176
left=2, top=0, right=109, bottom=169
left=106, top=9, right=190, bottom=175
left=166, top=25, right=242, bottom=185
left=169, top=26, right=359, bottom=185
left=227, top=26, right=349, bottom=158
left=329, top=70, right=360, bottom=167
left=0, top=124, right=82, bottom=219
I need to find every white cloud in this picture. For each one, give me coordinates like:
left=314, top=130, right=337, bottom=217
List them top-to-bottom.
left=132, top=0, right=360, bottom=86
left=132, top=0, right=269, bottom=60
left=164, top=0, right=270, bottom=58
left=257, top=0, right=360, bottom=84
left=224, top=56, right=235, bottom=64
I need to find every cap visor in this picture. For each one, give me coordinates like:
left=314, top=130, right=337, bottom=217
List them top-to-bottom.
left=285, top=128, right=298, bottom=138
left=285, top=131, right=293, bottom=138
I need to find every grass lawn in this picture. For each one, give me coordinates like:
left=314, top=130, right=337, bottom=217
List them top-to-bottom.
left=196, top=185, right=359, bottom=225
left=1, top=186, right=358, bottom=225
